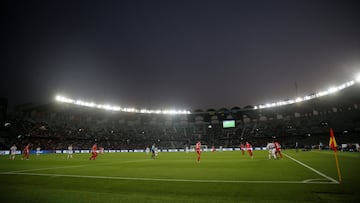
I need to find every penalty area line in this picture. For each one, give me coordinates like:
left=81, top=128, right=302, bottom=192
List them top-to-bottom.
left=0, top=172, right=338, bottom=184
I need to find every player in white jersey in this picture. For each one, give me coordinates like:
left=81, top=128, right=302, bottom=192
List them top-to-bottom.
left=266, top=142, right=276, bottom=159
left=9, top=144, right=17, bottom=160
left=67, top=144, right=73, bottom=159
left=36, top=147, right=41, bottom=156
left=155, top=147, right=159, bottom=157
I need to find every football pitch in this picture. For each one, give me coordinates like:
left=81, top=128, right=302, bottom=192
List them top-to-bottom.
left=1, top=150, right=359, bottom=202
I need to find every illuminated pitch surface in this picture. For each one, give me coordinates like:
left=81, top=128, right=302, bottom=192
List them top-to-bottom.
left=1, top=150, right=359, bottom=202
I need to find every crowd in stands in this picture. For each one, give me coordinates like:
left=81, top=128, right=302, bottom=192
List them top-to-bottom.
left=1, top=85, right=359, bottom=151
left=0, top=102, right=359, bottom=152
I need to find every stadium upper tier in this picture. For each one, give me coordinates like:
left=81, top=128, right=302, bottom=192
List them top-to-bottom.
left=54, top=76, right=360, bottom=114
left=13, top=81, right=359, bottom=124
left=2, top=82, right=359, bottom=150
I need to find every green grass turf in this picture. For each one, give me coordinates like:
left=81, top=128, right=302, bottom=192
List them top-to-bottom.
left=1, top=150, right=359, bottom=202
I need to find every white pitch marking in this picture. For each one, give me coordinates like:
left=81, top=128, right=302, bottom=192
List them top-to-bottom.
left=283, top=152, right=339, bottom=184
left=0, top=156, right=338, bottom=184
left=0, top=172, right=338, bottom=184
left=302, top=179, right=329, bottom=183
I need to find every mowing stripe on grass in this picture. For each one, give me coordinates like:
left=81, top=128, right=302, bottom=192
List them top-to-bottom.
left=283, top=152, right=339, bottom=184
left=2, top=159, right=151, bottom=174
left=3, top=164, right=90, bottom=173
left=0, top=172, right=337, bottom=184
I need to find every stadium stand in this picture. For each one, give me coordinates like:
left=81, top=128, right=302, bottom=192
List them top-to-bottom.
left=1, top=84, right=359, bottom=152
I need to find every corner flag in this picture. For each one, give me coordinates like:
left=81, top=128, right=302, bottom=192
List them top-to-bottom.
left=329, top=128, right=337, bottom=152
left=329, top=128, right=341, bottom=183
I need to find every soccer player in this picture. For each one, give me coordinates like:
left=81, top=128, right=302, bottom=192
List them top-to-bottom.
left=196, top=140, right=201, bottom=163
left=274, top=141, right=283, bottom=159
left=245, top=142, right=253, bottom=159
left=266, top=142, right=276, bottom=159
left=319, top=142, right=323, bottom=150
left=21, top=143, right=30, bottom=160
left=89, top=143, right=98, bottom=160
left=151, top=143, right=156, bottom=159
left=240, top=143, right=245, bottom=155
left=9, top=144, right=17, bottom=160
left=67, top=144, right=73, bottom=159
left=36, top=146, right=41, bottom=156
left=155, top=146, right=159, bottom=157
left=99, top=147, right=104, bottom=154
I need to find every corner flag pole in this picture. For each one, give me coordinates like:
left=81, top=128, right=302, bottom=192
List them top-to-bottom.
left=329, top=128, right=342, bottom=183
left=334, top=150, right=342, bottom=183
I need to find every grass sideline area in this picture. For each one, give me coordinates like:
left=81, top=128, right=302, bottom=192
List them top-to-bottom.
left=1, top=150, right=359, bottom=202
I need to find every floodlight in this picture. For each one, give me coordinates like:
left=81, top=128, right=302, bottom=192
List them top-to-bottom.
left=356, top=73, right=360, bottom=83
left=252, top=76, right=356, bottom=110
left=328, top=87, right=339, bottom=94
left=54, top=94, right=191, bottom=114
left=295, top=97, right=303, bottom=103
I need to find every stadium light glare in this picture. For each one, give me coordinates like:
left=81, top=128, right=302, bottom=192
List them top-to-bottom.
left=356, top=73, right=360, bottom=83
left=255, top=78, right=356, bottom=110
left=327, top=87, right=339, bottom=94
left=55, top=95, right=191, bottom=114
left=55, top=95, right=74, bottom=103
left=304, top=95, right=312, bottom=101
left=295, top=97, right=303, bottom=103
left=287, top=100, right=295, bottom=105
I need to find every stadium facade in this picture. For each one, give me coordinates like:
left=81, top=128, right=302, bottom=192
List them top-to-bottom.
left=0, top=83, right=359, bottom=152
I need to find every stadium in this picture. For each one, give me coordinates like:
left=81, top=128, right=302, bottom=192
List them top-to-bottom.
left=2, top=1, right=360, bottom=202
left=0, top=76, right=360, bottom=202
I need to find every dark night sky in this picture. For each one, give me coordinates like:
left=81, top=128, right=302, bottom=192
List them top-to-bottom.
left=1, top=0, right=360, bottom=110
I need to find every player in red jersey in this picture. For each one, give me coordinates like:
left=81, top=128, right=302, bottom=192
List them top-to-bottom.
left=196, top=140, right=201, bottom=163
left=274, top=141, right=283, bottom=159
left=245, top=142, right=253, bottom=159
left=21, top=143, right=30, bottom=160
left=89, top=143, right=98, bottom=160
left=240, top=143, right=245, bottom=155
